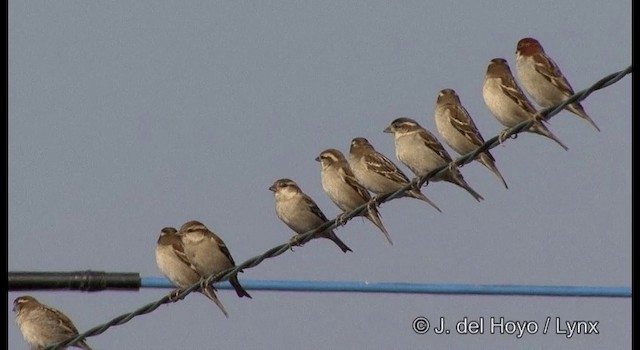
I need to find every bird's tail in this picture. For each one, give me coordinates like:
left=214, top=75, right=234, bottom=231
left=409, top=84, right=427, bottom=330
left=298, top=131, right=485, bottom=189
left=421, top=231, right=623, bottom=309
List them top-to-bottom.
left=567, top=103, right=601, bottom=132
left=529, top=122, right=569, bottom=151
left=479, top=153, right=508, bottom=189
left=445, top=169, right=484, bottom=202
left=408, top=188, right=442, bottom=213
left=366, top=207, right=393, bottom=245
left=323, top=231, right=353, bottom=253
left=230, top=275, right=252, bottom=299
left=202, top=286, right=229, bottom=318
left=78, top=340, right=94, bottom=350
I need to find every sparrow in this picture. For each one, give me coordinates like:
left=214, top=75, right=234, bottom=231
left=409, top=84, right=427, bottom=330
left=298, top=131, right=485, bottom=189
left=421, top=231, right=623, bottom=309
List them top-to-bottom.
left=515, top=37, right=600, bottom=131
left=482, top=58, right=569, bottom=151
left=434, top=88, right=508, bottom=189
left=383, top=118, right=484, bottom=202
left=348, top=137, right=442, bottom=212
left=316, top=148, right=393, bottom=245
left=269, top=178, right=353, bottom=253
left=178, top=221, right=252, bottom=299
left=156, top=226, right=229, bottom=318
left=13, top=295, right=93, bottom=350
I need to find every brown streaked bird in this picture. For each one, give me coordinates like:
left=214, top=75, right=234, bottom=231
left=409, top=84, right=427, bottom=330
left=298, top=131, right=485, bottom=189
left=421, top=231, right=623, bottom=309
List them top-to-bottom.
left=515, top=37, right=600, bottom=131
left=482, top=58, right=569, bottom=151
left=434, top=88, right=508, bottom=189
left=383, top=118, right=484, bottom=202
left=348, top=137, right=442, bottom=212
left=316, top=148, right=393, bottom=245
left=269, top=178, right=353, bottom=253
left=178, top=221, right=252, bottom=300
left=156, top=223, right=251, bottom=318
left=156, top=227, right=229, bottom=317
left=13, top=295, right=93, bottom=350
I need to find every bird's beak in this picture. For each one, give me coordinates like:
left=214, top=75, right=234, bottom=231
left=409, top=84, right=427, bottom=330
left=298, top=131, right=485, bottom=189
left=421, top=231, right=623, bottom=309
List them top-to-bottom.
left=383, top=126, right=392, bottom=133
left=314, top=156, right=321, bottom=162
left=268, top=184, right=276, bottom=192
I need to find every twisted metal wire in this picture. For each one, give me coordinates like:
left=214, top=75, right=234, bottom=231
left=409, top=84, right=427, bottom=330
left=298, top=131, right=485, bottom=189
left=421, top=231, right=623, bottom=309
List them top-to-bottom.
left=46, top=65, right=631, bottom=350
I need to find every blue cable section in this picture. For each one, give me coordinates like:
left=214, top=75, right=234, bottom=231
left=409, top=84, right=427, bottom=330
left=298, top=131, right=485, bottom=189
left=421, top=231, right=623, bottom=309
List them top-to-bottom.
left=141, top=277, right=630, bottom=298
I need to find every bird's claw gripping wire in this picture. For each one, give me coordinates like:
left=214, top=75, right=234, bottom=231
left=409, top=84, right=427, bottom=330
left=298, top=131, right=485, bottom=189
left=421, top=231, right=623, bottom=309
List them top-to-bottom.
left=533, top=111, right=547, bottom=123
left=498, top=128, right=517, bottom=146
left=447, top=161, right=457, bottom=173
left=447, top=162, right=463, bottom=182
left=416, top=175, right=429, bottom=188
left=366, top=201, right=377, bottom=215
left=336, top=213, right=349, bottom=227
left=288, top=235, right=303, bottom=251
left=200, top=279, right=216, bottom=293
left=168, top=289, right=184, bottom=302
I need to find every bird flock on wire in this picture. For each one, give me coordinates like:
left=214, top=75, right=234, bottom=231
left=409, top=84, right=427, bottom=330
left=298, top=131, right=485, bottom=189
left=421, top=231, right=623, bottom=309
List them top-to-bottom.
left=14, top=37, right=601, bottom=350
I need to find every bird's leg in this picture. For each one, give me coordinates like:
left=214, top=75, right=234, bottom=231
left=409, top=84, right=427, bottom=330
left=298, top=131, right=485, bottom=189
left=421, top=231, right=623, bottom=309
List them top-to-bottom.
left=532, top=111, right=547, bottom=123
left=498, top=128, right=515, bottom=146
left=447, top=162, right=462, bottom=183
left=371, top=194, right=381, bottom=205
left=366, top=201, right=377, bottom=215
left=335, top=212, right=349, bottom=227
left=288, top=234, right=303, bottom=251
left=203, top=275, right=221, bottom=291
left=200, top=278, right=216, bottom=292
left=168, top=289, right=184, bottom=302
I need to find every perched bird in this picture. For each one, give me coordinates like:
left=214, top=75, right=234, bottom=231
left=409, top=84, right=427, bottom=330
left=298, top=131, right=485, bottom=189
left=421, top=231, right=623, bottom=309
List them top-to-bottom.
left=515, top=37, right=600, bottom=131
left=482, top=58, right=569, bottom=151
left=434, top=88, right=508, bottom=189
left=383, top=118, right=484, bottom=202
left=348, top=137, right=442, bottom=212
left=316, top=148, right=393, bottom=245
left=269, top=178, right=353, bottom=253
left=178, top=221, right=252, bottom=299
left=156, top=226, right=229, bottom=318
left=155, top=227, right=204, bottom=292
left=13, top=295, right=93, bottom=350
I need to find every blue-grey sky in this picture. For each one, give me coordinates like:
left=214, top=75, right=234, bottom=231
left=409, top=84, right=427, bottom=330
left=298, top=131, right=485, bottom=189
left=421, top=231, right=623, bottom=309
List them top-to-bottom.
left=9, top=1, right=630, bottom=349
